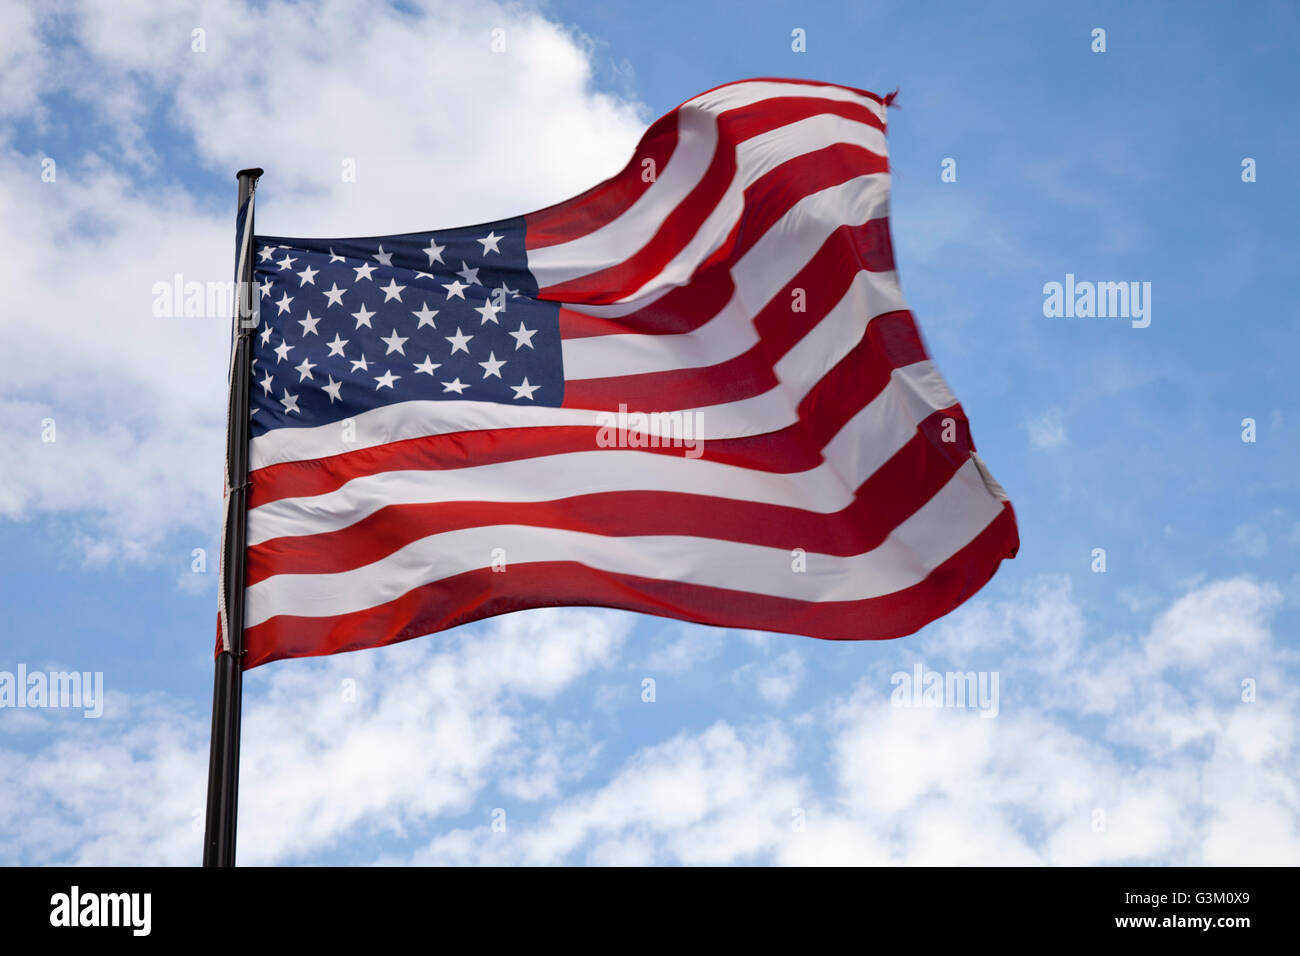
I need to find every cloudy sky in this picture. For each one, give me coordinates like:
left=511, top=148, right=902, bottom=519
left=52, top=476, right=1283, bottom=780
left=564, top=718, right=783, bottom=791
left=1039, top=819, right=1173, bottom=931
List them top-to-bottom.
left=1, top=0, right=1297, bottom=865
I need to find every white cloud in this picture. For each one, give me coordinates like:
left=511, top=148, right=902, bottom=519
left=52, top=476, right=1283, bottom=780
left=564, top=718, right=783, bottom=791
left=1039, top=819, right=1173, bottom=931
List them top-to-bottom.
left=0, top=0, right=45, bottom=117
left=1025, top=407, right=1067, bottom=449
left=1228, top=522, right=1268, bottom=559
left=397, top=575, right=1300, bottom=866
left=3, top=576, right=1296, bottom=865
left=0, top=607, right=630, bottom=864
left=641, top=627, right=725, bottom=675
left=733, top=648, right=804, bottom=706
left=414, top=720, right=802, bottom=866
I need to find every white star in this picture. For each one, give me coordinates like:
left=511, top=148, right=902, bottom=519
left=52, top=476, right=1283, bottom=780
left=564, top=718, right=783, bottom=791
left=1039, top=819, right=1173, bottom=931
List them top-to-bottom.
left=477, top=231, right=503, bottom=255
left=422, top=238, right=446, bottom=265
left=373, top=245, right=393, bottom=267
left=258, top=246, right=275, bottom=262
left=328, top=248, right=345, bottom=263
left=276, top=254, right=297, bottom=271
left=457, top=261, right=481, bottom=285
left=353, top=262, right=377, bottom=282
left=297, top=264, right=318, bottom=286
left=380, top=278, right=406, bottom=302
left=442, top=278, right=467, bottom=300
left=259, top=279, right=274, bottom=299
left=496, top=280, right=519, bottom=299
left=323, top=283, right=346, bottom=307
left=275, top=292, right=294, bottom=315
left=474, top=299, right=504, bottom=325
left=351, top=303, right=375, bottom=329
left=413, top=303, right=439, bottom=328
left=298, top=311, right=321, bottom=336
left=508, top=321, right=537, bottom=350
left=259, top=325, right=274, bottom=346
left=445, top=327, right=472, bottom=354
left=381, top=329, right=409, bottom=355
left=325, top=333, right=349, bottom=357
left=273, top=340, right=293, bottom=363
left=478, top=351, right=506, bottom=379
left=350, top=355, right=370, bottom=373
left=413, top=355, right=441, bottom=376
left=294, top=356, right=317, bottom=381
left=374, top=369, right=400, bottom=390
left=259, top=371, right=274, bottom=395
left=322, top=376, right=342, bottom=403
left=441, top=378, right=469, bottom=394
left=510, top=378, right=539, bottom=400
left=279, top=389, right=300, bottom=414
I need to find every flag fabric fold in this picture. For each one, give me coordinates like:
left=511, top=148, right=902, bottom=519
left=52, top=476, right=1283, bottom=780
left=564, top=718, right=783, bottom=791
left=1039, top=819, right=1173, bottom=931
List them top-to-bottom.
left=238, top=76, right=1018, bottom=669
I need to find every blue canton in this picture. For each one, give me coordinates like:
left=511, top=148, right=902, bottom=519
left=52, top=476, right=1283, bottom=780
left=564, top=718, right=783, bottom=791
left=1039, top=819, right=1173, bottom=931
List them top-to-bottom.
left=249, top=217, right=562, bottom=437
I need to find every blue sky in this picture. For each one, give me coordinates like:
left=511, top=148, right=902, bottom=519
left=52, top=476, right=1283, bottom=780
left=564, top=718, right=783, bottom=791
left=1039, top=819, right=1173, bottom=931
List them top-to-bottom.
left=0, top=0, right=1297, bottom=864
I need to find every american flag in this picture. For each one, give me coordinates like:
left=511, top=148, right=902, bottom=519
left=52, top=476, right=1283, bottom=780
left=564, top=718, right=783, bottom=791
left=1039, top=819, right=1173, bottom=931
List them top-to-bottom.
left=237, top=77, right=1019, bottom=669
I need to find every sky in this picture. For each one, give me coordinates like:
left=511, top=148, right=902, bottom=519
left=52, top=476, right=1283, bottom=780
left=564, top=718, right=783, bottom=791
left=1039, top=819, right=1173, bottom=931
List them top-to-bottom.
left=0, top=0, right=1297, bottom=865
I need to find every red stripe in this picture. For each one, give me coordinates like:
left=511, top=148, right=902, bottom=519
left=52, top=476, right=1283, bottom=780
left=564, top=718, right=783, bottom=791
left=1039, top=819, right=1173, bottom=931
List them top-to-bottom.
left=720, top=96, right=882, bottom=141
left=527, top=98, right=880, bottom=257
left=538, top=99, right=886, bottom=304
left=525, top=113, right=680, bottom=250
left=726, top=143, right=889, bottom=266
left=555, top=161, right=889, bottom=345
left=559, top=218, right=902, bottom=412
left=750, top=218, right=896, bottom=350
left=557, top=268, right=735, bottom=340
left=247, top=309, right=929, bottom=508
left=798, top=311, right=927, bottom=448
left=561, top=342, right=776, bottom=411
left=246, top=404, right=975, bottom=586
left=249, top=423, right=817, bottom=509
left=242, top=504, right=1017, bottom=670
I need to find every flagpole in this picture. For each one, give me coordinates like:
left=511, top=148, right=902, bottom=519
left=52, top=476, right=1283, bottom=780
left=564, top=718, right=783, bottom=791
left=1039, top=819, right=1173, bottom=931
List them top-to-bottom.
left=203, top=167, right=263, bottom=867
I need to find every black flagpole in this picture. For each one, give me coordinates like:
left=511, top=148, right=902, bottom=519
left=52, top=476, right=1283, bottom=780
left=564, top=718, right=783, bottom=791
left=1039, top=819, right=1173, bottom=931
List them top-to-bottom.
left=203, top=167, right=263, bottom=867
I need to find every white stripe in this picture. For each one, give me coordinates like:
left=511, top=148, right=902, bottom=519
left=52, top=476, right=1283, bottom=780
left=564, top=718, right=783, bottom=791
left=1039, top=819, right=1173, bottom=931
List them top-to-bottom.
left=685, top=80, right=885, bottom=122
left=529, top=95, right=886, bottom=291
left=527, top=107, right=718, bottom=288
left=740, top=113, right=885, bottom=185
left=612, top=114, right=886, bottom=305
left=731, top=173, right=890, bottom=303
left=562, top=174, right=893, bottom=379
left=562, top=265, right=903, bottom=382
left=773, top=269, right=908, bottom=395
left=249, top=272, right=915, bottom=475
left=561, top=291, right=758, bottom=379
left=248, top=356, right=961, bottom=550
left=823, top=361, right=958, bottom=483
left=249, top=389, right=799, bottom=471
left=247, top=448, right=857, bottom=547
left=245, top=458, right=1001, bottom=627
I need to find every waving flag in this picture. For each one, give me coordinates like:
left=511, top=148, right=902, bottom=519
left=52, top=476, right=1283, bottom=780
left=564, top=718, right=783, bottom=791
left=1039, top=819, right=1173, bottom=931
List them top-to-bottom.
left=238, top=77, right=1018, bottom=669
